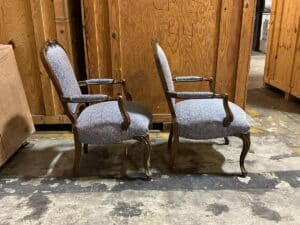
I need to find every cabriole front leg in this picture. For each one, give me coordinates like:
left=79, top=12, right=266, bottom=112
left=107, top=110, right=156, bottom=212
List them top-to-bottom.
left=238, top=133, right=251, bottom=177
left=135, top=135, right=152, bottom=180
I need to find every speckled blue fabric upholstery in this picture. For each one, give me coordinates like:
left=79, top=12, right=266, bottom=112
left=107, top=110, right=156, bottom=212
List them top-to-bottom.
left=153, top=43, right=176, bottom=106
left=46, top=45, right=81, bottom=114
left=174, top=76, right=204, bottom=82
left=82, top=79, right=114, bottom=85
left=175, top=92, right=215, bottom=99
left=69, top=94, right=108, bottom=103
left=175, top=99, right=250, bottom=139
left=76, top=101, right=152, bottom=144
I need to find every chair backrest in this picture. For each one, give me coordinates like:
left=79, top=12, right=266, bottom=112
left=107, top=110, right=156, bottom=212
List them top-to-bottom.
left=41, top=40, right=81, bottom=119
left=151, top=40, right=176, bottom=115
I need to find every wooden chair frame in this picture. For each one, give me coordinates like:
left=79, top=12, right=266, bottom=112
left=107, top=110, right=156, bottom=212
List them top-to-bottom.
left=41, top=40, right=151, bottom=179
left=151, top=40, right=250, bottom=177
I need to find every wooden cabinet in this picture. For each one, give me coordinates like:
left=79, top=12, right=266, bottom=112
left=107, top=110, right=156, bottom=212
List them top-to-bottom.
left=82, top=0, right=257, bottom=122
left=264, top=0, right=300, bottom=99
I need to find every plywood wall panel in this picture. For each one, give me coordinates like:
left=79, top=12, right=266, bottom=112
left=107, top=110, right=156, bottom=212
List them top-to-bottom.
left=0, top=0, right=45, bottom=115
left=82, top=0, right=256, bottom=120
left=82, top=0, right=113, bottom=95
left=118, top=0, right=223, bottom=113
left=215, top=0, right=243, bottom=100
left=235, top=0, right=257, bottom=108
left=264, top=0, right=300, bottom=100
left=272, top=0, right=298, bottom=92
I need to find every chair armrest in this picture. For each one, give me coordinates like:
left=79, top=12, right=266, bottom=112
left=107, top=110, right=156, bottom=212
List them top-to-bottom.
left=173, top=76, right=214, bottom=91
left=174, top=76, right=204, bottom=82
left=78, top=78, right=114, bottom=86
left=79, top=78, right=132, bottom=101
left=168, top=91, right=233, bottom=127
left=168, top=91, right=215, bottom=99
left=61, top=94, right=109, bottom=103
left=62, top=94, right=131, bottom=130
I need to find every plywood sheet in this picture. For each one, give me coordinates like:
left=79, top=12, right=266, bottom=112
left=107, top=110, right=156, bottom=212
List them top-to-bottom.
left=0, top=0, right=45, bottom=115
left=116, top=0, right=222, bottom=113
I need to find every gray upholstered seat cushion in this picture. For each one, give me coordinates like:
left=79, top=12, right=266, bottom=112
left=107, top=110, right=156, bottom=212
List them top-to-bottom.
left=175, top=99, right=250, bottom=139
left=76, top=101, right=152, bottom=144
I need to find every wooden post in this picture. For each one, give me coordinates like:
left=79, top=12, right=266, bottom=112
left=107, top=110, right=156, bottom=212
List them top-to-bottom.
left=30, top=0, right=63, bottom=115
left=108, top=0, right=123, bottom=95
left=215, top=0, right=244, bottom=102
left=235, top=0, right=257, bottom=108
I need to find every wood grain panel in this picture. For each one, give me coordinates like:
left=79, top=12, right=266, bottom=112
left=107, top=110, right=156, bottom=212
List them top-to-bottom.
left=0, top=0, right=44, bottom=114
left=30, top=0, right=64, bottom=115
left=82, top=0, right=112, bottom=95
left=82, top=0, right=255, bottom=120
left=118, top=0, right=222, bottom=113
left=215, top=0, right=243, bottom=100
left=235, top=0, right=257, bottom=108
left=264, top=0, right=300, bottom=100
left=264, top=0, right=280, bottom=83
left=272, top=0, right=298, bottom=92
left=291, top=7, right=300, bottom=98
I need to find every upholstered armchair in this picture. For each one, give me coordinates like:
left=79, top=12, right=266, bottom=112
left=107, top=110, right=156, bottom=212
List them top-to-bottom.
left=41, top=40, right=152, bottom=179
left=152, top=40, right=251, bottom=177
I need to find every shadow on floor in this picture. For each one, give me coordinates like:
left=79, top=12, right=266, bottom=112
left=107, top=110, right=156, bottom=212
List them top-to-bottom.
left=0, top=140, right=228, bottom=178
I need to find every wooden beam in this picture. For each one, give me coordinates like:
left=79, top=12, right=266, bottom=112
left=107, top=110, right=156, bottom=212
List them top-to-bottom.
left=30, top=0, right=63, bottom=115
left=108, top=0, right=123, bottom=95
left=215, top=0, right=244, bottom=101
left=235, top=0, right=257, bottom=108
left=263, top=0, right=283, bottom=83
left=33, top=115, right=70, bottom=125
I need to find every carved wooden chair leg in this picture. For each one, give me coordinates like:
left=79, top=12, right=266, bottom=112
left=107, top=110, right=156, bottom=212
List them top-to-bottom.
left=170, top=124, right=179, bottom=170
left=168, top=126, right=173, bottom=152
left=73, top=131, right=82, bottom=177
left=239, top=133, right=251, bottom=177
left=143, top=135, right=152, bottom=180
left=135, top=136, right=152, bottom=180
left=224, top=137, right=229, bottom=145
left=83, top=144, right=89, bottom=154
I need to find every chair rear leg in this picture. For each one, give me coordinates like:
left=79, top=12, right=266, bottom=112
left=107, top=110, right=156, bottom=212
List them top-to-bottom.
left=170, top=124, right=179, bottom=170
left=168, top=126, right=173, bottom=151
left=73, top=131, right=82, bottom=177
left=239, top=133, right=251, bottom=177
left=135, top=135, right=152, bottom=180
left=143, top=135, right=152, bottom=180
left=224, top=137, right=229, bottom=145
left=83, top=144, right=88, bottom=154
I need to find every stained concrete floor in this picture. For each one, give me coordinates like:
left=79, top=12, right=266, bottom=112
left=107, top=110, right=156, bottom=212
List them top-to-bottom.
left=0, top=53, right=300, bottom=225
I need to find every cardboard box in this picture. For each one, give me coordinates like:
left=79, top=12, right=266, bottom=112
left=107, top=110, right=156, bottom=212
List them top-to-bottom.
left=0, top=45, right=35, bottom=167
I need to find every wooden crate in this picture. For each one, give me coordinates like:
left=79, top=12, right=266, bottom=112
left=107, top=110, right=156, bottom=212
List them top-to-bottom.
left=0, top=0, right=84, bottom=124
left=82, top=0, right=257, bottom=122
left=264, top=0, right=300, bottom=100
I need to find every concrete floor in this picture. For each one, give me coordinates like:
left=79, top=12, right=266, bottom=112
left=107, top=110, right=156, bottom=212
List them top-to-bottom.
left=0, top=53, right=300, bottom=225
